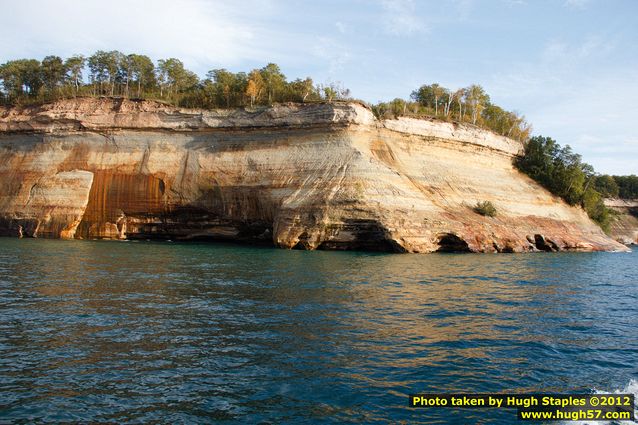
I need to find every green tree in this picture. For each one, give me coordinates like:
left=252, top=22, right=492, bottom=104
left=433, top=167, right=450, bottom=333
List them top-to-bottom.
left=88, top=50, right=113, bottom=95
left=1, top=51, right=356, bottom=109
left=127, top=54, right=155, bottom=98
left=64, top=55, right=85, bottom=95
left=41, top=56, right=65, bottom=96
left=156, top=58, right=198, bottom=99
left=0, top=59, right=42, bottom=100
left=21, top=60, right=42, bottom=96
left=0, top=61, right=25, bottom=98
left=260, top=63, right=286, bottom=104
left=207, top=68, right=237, bottom=107
left=289, top=77, right=315, bottom=102
left=431, top=83, right=445, bottom=115
left=322, top=84, right=337, bottom=103
left=411, top=84, right=435, bottom=110
left=466, top=84, right=489, bottom=125
left=443, top=88, right=455, bottom=117
left=454, top=88, right=466, bottom=120
left=389, top=98, right=406, bottom=117
left=482, top=104, right=531, bottom=142
left=516, top=135, right=611, bottom=229
left=594, top=175, right=620, bottom=198
left=613, top=175, right=638, bottom=199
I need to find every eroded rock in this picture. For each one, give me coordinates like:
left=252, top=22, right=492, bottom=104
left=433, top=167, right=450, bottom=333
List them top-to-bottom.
left=0, top=98, right=628, bottom=253
left=604, top=199, right=638, bottom=245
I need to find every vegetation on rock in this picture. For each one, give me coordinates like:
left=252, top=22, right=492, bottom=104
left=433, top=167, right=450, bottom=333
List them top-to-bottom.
left=0, top=51, right=350, bottom=109
left=1, top=51, right=634, bottom=233
left=371, top=83, right=532, bottom=142
left=515, top=136, right=613, bottom=230
left=589, top=174, right=638, bottom=199
left=608, top=175, right=638, bottom=199
left=474, top=201, right=497, bottom=217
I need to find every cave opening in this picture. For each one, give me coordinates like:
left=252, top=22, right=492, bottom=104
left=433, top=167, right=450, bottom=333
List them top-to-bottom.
left=436, top=233, right=471, bottom=253
left=533, top=234, right=559, bottom=252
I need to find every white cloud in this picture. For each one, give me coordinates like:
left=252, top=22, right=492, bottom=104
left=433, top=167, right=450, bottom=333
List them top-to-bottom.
left=0, top=0, right=291, bottom=73
left=380, top=0, right=427, bottom=36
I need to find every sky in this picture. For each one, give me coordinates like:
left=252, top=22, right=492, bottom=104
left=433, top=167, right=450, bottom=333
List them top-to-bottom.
left=1, top=0, right=637, bottom=174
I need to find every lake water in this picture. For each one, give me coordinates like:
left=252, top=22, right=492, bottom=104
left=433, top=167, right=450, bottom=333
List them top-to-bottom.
left=0, top=238, right=636, bottom=424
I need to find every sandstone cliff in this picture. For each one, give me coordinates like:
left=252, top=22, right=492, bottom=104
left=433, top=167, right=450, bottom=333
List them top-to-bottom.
left=0, top=98, right=627, bottom=252
left=605, top=199, right=638, bottom=245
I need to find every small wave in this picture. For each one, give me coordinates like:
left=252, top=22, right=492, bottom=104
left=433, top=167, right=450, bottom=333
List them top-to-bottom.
left=558, top=379, right=637, bottom=425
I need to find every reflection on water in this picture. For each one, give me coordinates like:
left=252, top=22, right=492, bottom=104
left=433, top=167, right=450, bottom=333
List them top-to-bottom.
left=0, top=238, right=636, bottom=423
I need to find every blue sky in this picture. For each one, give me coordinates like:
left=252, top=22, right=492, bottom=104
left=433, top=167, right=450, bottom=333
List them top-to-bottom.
left=2, top=0, right=637, bottom=174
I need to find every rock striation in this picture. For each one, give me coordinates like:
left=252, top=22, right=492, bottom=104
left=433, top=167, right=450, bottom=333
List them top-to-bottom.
left=0, top=97, right=627, bottom=252
left=605, top=199, right=638, bottom=245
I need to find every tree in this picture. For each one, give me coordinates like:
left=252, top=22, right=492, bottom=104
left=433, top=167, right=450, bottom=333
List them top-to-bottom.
left=86, top=50, right=127, bottom=96
left=88, top=50, right=114, bottom=95
left=0, top=52, right=357, bottom=110
left=127, top=54, right=155, bottom=98
left=64, top=55, right=85, bottom=95
left=118, top=55, right=133, bottom=97
left=41, top=56, right=65, bottom=96
left=156, top=58, right=198, bottom=99
left=0, top=59, right=42, bottom=100
left=21, top=60, right=42, bottom=96
left=0, top=61, right=25, bottom=98
left=260, top=63, right=286, bottom=104
left=208, top=68, right=236, bottom=108
left=245, top=69, right=264, bottom=107
left=233, top=72, right=248, bottom=106
left=289, top=77, right=315, bottom=102
left=431, top=83, right=445, bottom=115
left=322, top=84, right=337, bottom=103
left=411, top=84, right=434, bottom=110
left=466, top=84, right=489, bottom=125
left=443, top=88, right=455, bottom=117
left=454, top=88, right=465, bottom=120
left=389, top=98, right=407, bottom=117
left=506, top=111, right=531, bottom=141
left=515, top=135, right=611, bottom=229
left=593, top=175, right=619, bottom=198
left=613, top=175, right=638, bottom=199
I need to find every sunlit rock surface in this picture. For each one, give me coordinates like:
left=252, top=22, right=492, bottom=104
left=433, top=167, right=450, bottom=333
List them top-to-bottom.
left=0, top=98, right=626, bottom=252
left=605, top=199, right=638, bottom=245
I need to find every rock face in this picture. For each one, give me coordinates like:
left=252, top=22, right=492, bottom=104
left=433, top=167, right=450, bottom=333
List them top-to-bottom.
left=0, top=98, right=627, bottom=252
left=605, top=199, right=638, bottom=245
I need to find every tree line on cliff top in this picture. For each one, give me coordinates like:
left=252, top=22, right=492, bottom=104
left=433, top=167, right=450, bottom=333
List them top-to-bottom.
left=0, top=51, right=350, bottom=109
left=0, top=51, right=530, bottom=141
left=1, top=51, right=635, bottom=231
left=372, top=83, right=532, bottom=143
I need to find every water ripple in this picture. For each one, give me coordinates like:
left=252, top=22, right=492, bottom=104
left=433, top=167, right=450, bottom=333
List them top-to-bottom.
left=0, top=238, right=636, bottom=424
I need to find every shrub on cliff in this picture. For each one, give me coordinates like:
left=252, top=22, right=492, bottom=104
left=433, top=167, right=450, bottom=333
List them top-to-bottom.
left=474, top=201, right=497, bottom=217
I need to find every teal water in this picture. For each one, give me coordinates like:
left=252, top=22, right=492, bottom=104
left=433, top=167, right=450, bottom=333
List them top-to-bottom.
left=0, top=238, right=636, bottom=424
